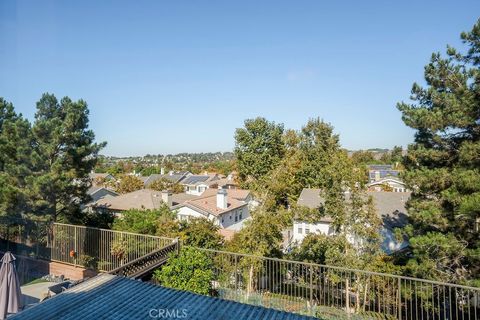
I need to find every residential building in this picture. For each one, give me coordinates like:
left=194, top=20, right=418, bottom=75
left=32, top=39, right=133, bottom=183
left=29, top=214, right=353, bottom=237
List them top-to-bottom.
left=367, top=164, right=408, bottom=192
left=143, top=172, right=189, bottom=188
left=180, top=174, right=222, bottom=195
left=87, top=186, right=118, bottom=203
left=175, top=188, right=251, bottom=231
left=291, top=188, right=410, bottom=253
left=93, top=189, right=198, bottom=215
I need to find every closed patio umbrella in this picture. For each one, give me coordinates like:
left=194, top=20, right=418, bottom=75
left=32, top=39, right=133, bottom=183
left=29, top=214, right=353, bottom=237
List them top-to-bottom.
left=0, top=252, right=23, bottom=319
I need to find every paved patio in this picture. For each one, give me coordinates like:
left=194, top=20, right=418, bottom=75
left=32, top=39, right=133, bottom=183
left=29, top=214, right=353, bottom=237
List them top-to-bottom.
left=20, top=281, right=56, bottom=307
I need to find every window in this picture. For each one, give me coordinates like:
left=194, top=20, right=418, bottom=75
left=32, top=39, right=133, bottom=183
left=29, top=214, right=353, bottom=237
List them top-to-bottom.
left=235, top=213, right=238, bottom=222
left=239, top=213, right=243, bottom=220
left=221, top=217, right=224, bottom=223
left=298, top=227, right=303, bottom=234
left=305, top=228, right=310, bottom=234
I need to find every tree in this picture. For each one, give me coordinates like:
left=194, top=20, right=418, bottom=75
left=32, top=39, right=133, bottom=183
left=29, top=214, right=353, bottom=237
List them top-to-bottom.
left=397, top=20, right=480, bottom=285
left=29, top=93, right=105, bottom=223
left=0, top=98, right=33, bottom=222
left=234, top=117, right=285, bottom=189
left=115, top=175, right=144, bottom=194
left=148, top=177, right=184, bottom=194
left=112, top=205, right=175, bottom=234
left=226, top=209, right=284, bottom=258
left=178, top=218, right=224, bottom=249
left=153, top=247, right=214, bottom=295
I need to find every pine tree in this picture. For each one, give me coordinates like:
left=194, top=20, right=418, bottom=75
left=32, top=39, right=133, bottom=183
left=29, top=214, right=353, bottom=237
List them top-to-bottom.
left=397, top=20, right=480, bottom=285
left=30, top=93, right=105, bottom=223
left=0, top=98, right=33, bottom=222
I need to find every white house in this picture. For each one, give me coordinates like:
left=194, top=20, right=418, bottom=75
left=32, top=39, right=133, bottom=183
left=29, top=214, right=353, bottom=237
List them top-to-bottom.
left=180, top=174, right=222, bottom=195
left=367, top=177, right=408, bottom=193
left=175, top=188, right=252, bottom=231
left=291, top=188, right=410, bottom=254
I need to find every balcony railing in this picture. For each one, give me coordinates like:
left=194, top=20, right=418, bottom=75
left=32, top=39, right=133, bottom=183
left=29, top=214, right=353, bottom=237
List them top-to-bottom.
left=0, top=222, right=175, bottom=272
left=1, top=222, right=478, bottom=319
left=188, top=247, right=480, bottom=319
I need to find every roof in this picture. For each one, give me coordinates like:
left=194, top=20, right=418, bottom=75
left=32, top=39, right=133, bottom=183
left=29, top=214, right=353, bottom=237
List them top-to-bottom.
left=367, top=164, right=393, bottom=171
left=89, top=173, right=113, bottom=180
left=144, top=173, right=187, bottom=186
left=181, top=174, right=219, bottom=186
left=367, top=177, right=406, bottom=188
left=87, top=186, right=118, bottom=197
left=199, top=188, right=250, bottom=201
left=296, top=188, right=410, bottom=229
left=297, top=188, right=325, bottom=209
left=94, top=189, right=198, bottom=211
left=183, top=189, right=249, bottom=217
left=368, top=191, right=410, bottom=229
left=12, top=274, right=315, bottom=320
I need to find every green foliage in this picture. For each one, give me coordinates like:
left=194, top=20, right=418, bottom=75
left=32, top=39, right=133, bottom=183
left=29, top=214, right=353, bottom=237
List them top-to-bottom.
left=397, top=19, right=480, bottom=284
left=0, top=94, right=105, bottom=224
left=234, top=117, right=285, bottom=189
left=115, top=175, right=144, bottom=194
left=148, top=177, right=184, bottom=193
left=112, top=205, right=175, bottom=234
left=226, top=209, right=284, bottom=257
left=178, top=218, right=224, bottom=249
left=153, top=247, right=214, bottom=295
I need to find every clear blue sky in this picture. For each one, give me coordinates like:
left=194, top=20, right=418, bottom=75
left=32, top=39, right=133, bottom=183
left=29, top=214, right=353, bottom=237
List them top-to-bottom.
left=1, top=1, right=479, bottom=156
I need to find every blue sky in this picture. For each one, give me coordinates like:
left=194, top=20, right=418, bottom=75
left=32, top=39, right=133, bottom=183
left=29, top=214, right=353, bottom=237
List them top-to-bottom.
left=1, top=1, right=479, bottom=156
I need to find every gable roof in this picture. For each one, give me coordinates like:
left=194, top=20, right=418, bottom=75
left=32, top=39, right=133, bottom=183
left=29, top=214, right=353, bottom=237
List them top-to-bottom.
left=144, top=173, right=187, bottom=186
left=87, top=186, right=118, bottom=197
left=199, top=188, right=250, bottom=201
left=296, top=188, right=410, bottom=229
left=94, top=189, right=198, bottom=211
left=183, top=189, right=250, bottom=217
left=12, top=274, right=315, bottom=320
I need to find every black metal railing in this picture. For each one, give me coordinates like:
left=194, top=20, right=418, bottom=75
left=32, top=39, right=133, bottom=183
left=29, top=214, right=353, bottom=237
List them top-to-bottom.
left=188, top=247, right=480, bottom=319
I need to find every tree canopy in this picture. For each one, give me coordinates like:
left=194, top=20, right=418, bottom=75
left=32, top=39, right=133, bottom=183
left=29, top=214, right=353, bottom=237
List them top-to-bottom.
left=397, top=19, right=480, bottom=285
left=0, top=94, right=105, bottom=224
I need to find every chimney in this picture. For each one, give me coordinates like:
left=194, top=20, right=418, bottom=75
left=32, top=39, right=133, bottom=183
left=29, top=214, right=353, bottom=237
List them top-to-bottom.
left=160, top=167, right=165, bottom=175
left=374, top=171, right=380, bottom=181
left=216, top=189, right=227, bottom=210
left=161, top=190, right=172, bottom=207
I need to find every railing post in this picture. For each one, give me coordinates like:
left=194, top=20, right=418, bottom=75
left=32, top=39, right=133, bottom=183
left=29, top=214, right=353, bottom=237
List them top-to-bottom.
left=74, top=226, right=77, bottom=267
left=175, top=237, right=180, bottom=255
left=235, top=255, right=238, bottom=293
left=310, top=264, right=313, bottom=315
left=346, top=277, right=350, bottom=316
left=397, top=277, right=401, bottom=319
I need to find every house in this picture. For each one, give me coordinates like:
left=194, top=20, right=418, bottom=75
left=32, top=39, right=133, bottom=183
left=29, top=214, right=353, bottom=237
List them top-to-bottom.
left=367, top=164, right=408, bottom=192
left=367, top=164, right=399, bottom=182
left=143, top=172, right=189, bottom=188
left=89, top=173, right=116, bottom=186
left=180, top=174, right=222, bottom=195
left=367, top=177, right=408, bottom=192
left=87, top=186, right=118, bottom=203
left=175, top=188, right=251, bottom=231
left=291, top=188, right=410, bottom=253
left=93, top=189, right=198, bottom=215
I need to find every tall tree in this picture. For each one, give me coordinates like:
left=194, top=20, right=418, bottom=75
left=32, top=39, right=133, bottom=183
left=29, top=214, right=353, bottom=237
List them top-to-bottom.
left=397, top=20, right=480, bottom=285
left=30, top=93, right=105, bottom=223
left=0, top=98, right=33, bottom=222
left=234, top=117, right=285, bottom=189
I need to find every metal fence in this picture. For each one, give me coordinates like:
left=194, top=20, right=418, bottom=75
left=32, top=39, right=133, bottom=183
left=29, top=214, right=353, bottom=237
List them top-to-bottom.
left=0, top=222, right=175, bottom=272
left=188, top=247, right=480, bottom=320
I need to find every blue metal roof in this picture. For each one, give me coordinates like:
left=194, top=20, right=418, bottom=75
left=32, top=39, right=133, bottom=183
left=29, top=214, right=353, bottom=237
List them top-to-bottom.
left=13, top=274, right=317, bottom=319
